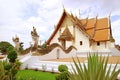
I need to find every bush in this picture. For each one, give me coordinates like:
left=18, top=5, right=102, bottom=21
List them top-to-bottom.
left=7, top=50, right=17, bottom=63
left=68, top=54, right=120, bottom=80
left=15, top=60, right=22, bottom=70
left=4, top=63, right=12, bottom=71
left=56, top=65, right=69, bottom=80
left=58, top=65, right=68, bottom=72
left=34, top=68, right=38, bottom=71
left=56, top=71, right=69, bottom=80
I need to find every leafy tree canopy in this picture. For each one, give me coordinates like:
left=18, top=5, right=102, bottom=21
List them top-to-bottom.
left=0, top=41, right=14, bottom=54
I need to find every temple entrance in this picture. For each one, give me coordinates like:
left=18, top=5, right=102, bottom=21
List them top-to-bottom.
left=58, top=27, right=74, bottom=49
left=61, top=40, right=66, bottom=49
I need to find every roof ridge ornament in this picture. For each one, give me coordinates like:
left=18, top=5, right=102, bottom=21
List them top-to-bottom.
left=62, top=4, right=65, bottom=11
left=78, top=9, right=80, bottom=18
left=108, top=11, right=115, bottom=42
left=108, top=11, right=112, bottom=18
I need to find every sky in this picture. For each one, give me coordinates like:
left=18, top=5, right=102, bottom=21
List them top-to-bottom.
left=0, top=0, right=120, bottom=48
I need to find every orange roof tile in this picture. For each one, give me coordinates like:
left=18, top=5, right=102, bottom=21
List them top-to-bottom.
left=47, top=9, right=112, bottom=44
left=85, top=18, right=95, bottom=29
left=96, top=18, right=109, bottom=30
left=80, top=19, right=87, bottom=24
left=86, top=29, right=94, bottom=37
left=93, top=29, right=109, bottom=41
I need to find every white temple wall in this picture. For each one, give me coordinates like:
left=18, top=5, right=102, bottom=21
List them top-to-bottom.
left=74, top=27, right=90, bottom=52
left=50, top=31, right=60, bottom=45
left=91, top=42, right=110, bottom=52
left=39, top=47, right=77, bottom=60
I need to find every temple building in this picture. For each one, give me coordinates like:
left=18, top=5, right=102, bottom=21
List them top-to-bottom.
left=47, top=9, right=115, bottom=53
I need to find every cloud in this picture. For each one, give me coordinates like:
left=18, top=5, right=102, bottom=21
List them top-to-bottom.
left=0, top=0, right=120, bottom=48
left=112, top=19, right=120, bottom=44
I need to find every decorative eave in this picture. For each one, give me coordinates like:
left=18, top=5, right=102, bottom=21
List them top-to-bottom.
left=46, top=9, right=67, bottom=45
left=47, top=9, right=113, bottom=45
left=47, top=9, right=79, bottom=45
left=108, top=15, right=115, bottom=42
left=58, top=27, right=74, bottom=41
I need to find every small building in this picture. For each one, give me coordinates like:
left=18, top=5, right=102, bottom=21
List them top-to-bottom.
left=47, top=9, right=115, bottom=54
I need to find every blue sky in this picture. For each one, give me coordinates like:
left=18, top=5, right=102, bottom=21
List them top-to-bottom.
left=0, top=0, right=120, bottom=48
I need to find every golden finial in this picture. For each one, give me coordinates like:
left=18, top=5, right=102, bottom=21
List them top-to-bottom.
left=62, top=4, right=65, bottom=11
left=78, top=9, right=80, bottom=18
left=70, top=10, right=72, bottom=14
left=108, top=11, right=112, bottom=18
left=96, top=13, right=98, bottom=19
left=86, top=15, right=89, bottom=19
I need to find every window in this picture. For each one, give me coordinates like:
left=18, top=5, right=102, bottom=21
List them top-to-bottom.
left=80, top=41, right=82, bottom=45
left=97, top=42, right=100, bottom=46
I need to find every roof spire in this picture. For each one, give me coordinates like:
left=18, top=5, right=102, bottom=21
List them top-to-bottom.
left=62, top=4, right=65, bottom=11
left=78, top=9, right=80, bottom=18
left=108, top=11, right=112, bottom=18
left=108, top=12, right=115, bottom=42
left=92, top=14, right=98, bottom=38
left=95, top=14, right=98, bottom=27
left=86, top=15, right=89, bottom=19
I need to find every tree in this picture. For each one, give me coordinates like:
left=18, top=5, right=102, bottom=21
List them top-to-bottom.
left=0, top=41, right=14, bottom=54
left=7, top=46, right=19, bottom=80
left=7, top=46, right=15, bottom=53
left=7, top=50, right=17, bottom=63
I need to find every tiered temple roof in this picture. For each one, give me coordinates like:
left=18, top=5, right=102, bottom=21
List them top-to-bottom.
left=47, top=9, right=114, bottom=45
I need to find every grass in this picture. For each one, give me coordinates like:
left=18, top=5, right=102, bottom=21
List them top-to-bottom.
left=16, top=70, right=57, bottom=80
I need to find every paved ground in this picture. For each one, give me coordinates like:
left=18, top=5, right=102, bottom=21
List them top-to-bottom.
left=47, top=56, right=120, bottom=64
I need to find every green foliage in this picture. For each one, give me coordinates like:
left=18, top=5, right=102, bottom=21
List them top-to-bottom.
left=0, top=41, right=13, bottom=54
left=19, top=42, right=24, bottom=52
left=42, top=42, right=47, bottom=49
left=7, top=46, right=15, bottom=53
left=1, top=50, right=20, bottom=80
left=7, top=50, right=17, bottom=63
left=68, top=54, right=120, bottom=80
left=14, top=60, right=22, bottom=70
left=0, top=61, right=5, bottom=80
left=4, top=63, right=12, bottom=71
left=56, top=65, right=69, bottom=80
left=58, top=65, right=68, bottom=72
left=16, top=70, right=56, bottom=80
left=56, top=71, right=69, bottom=80
left=55, top=74, right=61, bottom=80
